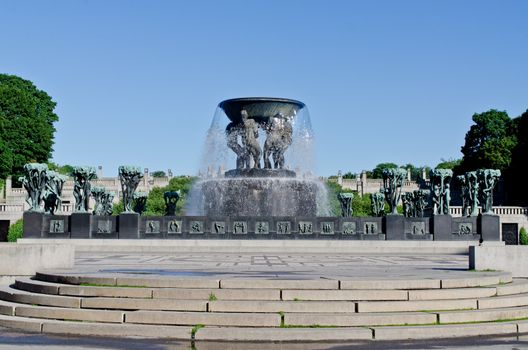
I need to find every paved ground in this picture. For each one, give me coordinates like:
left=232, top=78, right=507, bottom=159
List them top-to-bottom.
left=4, top=251, right=515, bottom=349
left=71, top=252, right=470, bottom=280
left=1, top=327, right=528, bottom=349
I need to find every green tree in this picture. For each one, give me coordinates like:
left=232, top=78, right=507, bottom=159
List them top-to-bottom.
left=0, top=74, right=59, bottom=179
left=459, top=109, right=517, bottom=173
left=504, top=109, right=528, bottom=205
left=0, top=139, right=13, bottom=179
left=436, top=158, right=461, bottom=170
left=47, top=162, right=74, bottom=176
left=371, top=162, right=398, bottom=178
left=401, top=163, right=430, bottom=181
left=150, top=170, right=166, bottom=178
left=342, top=172, right=356, bottom=179
left=144, top=176, right=196, bottom=215
left=324, top=180, right=373, bottom=216
left=7, top=219, right=23, bottom=242
left=519, top=227, right=528, bottom=245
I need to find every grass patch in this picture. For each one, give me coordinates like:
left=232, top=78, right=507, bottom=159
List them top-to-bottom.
left=208, top=293, right=217, bottom=301
left=191, top=324, right=204, bottom=339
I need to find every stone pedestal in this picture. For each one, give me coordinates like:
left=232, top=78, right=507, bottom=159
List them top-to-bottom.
left=195, top=177, right=320, bottom=217
left=23, top=212, right=44, bottom=238
left=70, top=212, right=92, bottom=238
left=118, top=213, right=140, bottom=239
left=432, top=214, right=453, bottom=241
left=479, top=214, right=501, bottom=241
left=384, top=215, right=405, bottom=240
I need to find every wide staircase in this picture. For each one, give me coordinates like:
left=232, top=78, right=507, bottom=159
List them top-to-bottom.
left=1, top=271, right=528, bottom=342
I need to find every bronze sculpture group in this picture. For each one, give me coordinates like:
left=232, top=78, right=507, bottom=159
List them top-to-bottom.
left=226, top=110, right=293, bottom=170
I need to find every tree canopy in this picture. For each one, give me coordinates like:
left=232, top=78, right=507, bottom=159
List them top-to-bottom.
left=0, top=74, right=59, bottom=179
left=458, top=109, right=517, bottom=173
left=504, top=110, right=528, bottom=205
left=435, top=158, right=461, bottom=170
left=371, top=162, right=398, bottom=178
left=150, top=170, right=167, bottom=178
left=144, top=176, right=196, bottom=215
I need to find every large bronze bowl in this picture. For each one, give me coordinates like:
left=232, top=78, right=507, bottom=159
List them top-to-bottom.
left=218, top=97, right=305, bottom=123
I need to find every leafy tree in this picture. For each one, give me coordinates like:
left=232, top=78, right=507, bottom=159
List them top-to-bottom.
left=0, top=74, right=59, bottom=179
left=459, top=109, right=517, bottom=173
left=504, top=110, right=528, bottom=205
left=0, top=139, right=13, bottom=179
left=436, top=158, right=461, bottom=170
left=47, top=162, right=74, bottom=176
left=371, top=162, right=398, bottom=178
left=401, top=163, right=430, bottom=181
left=150, top=170, right=166, bottom=178
left=342, top=172, right=356, bottom=179
left=144, top=176, right=196, bottom=216
left=324, top=180, right=373, bottom=216
left=112, top=200, right=124, bottom=215
left=7, top=219, right=23, bottom=242
left=520, top=227, right=528, bottom=245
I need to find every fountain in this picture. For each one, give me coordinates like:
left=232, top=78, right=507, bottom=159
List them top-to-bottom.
left=187, top=97, right=329, bottom=217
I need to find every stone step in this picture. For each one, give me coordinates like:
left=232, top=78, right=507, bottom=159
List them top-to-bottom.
left=35, top=271, right=513, bottom=291
left=36, top=271, right=220, bottom=289
left=440, top=273, right=511, bottom=288
left=14, top=278, right=154, bottom=298
left=15, top=278, right=61, bottom=295
left=340, top=278, right=441, bottom=290
left=496, top=278, right=528, bottom=296
left=219, top=279, right=339, bottom=290
left=0, top=286, right=81, bottom=309
left=153, top=287, right=281, bottom=300
left=408, top=287, right=496, bottom=300
left=281, top=289, right=409, bottom=301
left=478, top=293, right=528, bottom=309
left=81, top=297, right=207, bottom=311
left=357, top=298, right=477, bottom=313
left=208, top=300, right=356, bottom=313
left=14, top=303, right=124, bottom=323
left=437, top=306, right=528, bottom=323
left=1, top=307, right=528, bottom=341
left=125, top=310, right=281, bottom=327
left=284, top=311, right=437, bottom=327
left=0, top=313, right=191, bottom=339
left=372, top=322, right=518, bottom=340
left=194, top=326, right=373, bottom=341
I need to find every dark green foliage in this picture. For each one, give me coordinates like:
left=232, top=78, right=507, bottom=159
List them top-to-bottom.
left=0, top=74, right=59, bottom=179
left=459, top=109, right=517, bottom=173
left=505, top=110, right=528, bottom=205
left=436, top=158, right=462, bottom=170
left=47, top=162, right=74, bottom=176
left=371, top=163, right=398, bottom=179
left=401, top=163, right=430, bottom=181
left=150, top=171, right=166, bottom=178
left=342, top=172, right=356, bottom=179
left=144, top=176, right=196, bottom=216
left=324, top=180, right=373, bottom=217
left=112, top=201, right=124, bottom=215
left=7, top=219, right=23, bottom=242
left=519, top=227, right=528, bottom=245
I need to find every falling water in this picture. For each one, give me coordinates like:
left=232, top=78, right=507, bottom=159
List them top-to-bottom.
left=186, top=98, right=330, bottom=216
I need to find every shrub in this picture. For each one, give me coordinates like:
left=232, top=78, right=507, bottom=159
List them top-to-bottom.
left=7, top=219, right=23, bottom=242
left=520, top=227, right=528, bottom=245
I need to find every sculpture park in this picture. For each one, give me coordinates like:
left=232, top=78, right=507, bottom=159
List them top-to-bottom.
left=19, top=98, right=502, bottom=241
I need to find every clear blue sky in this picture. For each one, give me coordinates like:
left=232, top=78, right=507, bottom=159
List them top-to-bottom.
left=1, top=0, right=526, bottom=177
